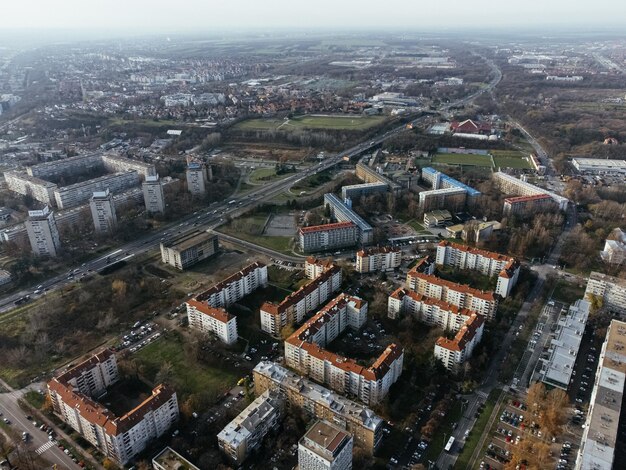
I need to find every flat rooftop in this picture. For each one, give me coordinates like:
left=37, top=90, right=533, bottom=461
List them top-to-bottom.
left=162, top=230, right=216, bottom=251
left=152, top=447, right=200, bottom=470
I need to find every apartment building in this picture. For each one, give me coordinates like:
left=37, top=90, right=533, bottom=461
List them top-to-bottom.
left=26, top=154, right=103, bottom=179
left=102, top=154, right=157, bottom=179
left=186, top=161, right=211, bottom=195
left=355, top=163, right=401, bottom=194
left=421, top=167, right=481, bottom=202
left=4, top=171, right=57, bottom=205
left=54, top=171, right=140, bottom=209
left=493, top=172, right=568, bottom=210
left=142, top=175, right=166, bottom=214
left=341, top=181, right=388, bottom=200
left=418, top=187, right=467, bottom=212
left=89, top=190, right=117, bottom=233
left=323, top=193, right=373, bottom=245
left=503, top=193, right=557, bottom=217
left=25, top=206, right=61, bottom=257
left=299, top=221, right=359, bottom=253
left=600, top=228, right=626, bottom=265
left=160, top=231, right=219, bottom=270
left=435, top=241, right=520, bottom=298
left=355, top=246, right=401, bottom=273
left=304, top=257, right=335, bottom=280
left=194, top=262, right=268, bottom=308
left=260, top=265, right=342, bottom=336
left=406, top=271, right=498, bottom=320
left=585, top=272, right=626, bottom=315
left=388, top=288, right=485, bottom=372
left=285, top=293, right=402, bottom=405
left=186, top=300, right=238, bottom=344
left=434, top=313, right=485, bottom=373
left=576, top=320, right=626, bottom=470
left=47, top=350, right=178, bottom=465
left=253, top=361, right=384, bottom=455
left=217, top=390, right=283, bottom=464
left=298, top=420, right=353, bottom=470
left=152, top=447, right=200, bottom=470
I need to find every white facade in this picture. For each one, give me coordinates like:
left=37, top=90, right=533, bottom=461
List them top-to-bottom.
left=54, top=171, right=139, bottom=209
left=493, top=171, right=569, bottom=210
left=142, top=175, right=166, bottom=214
left=89, top=190, right=117, bottom=233
left=25, top=206, right=61, bottom=257
left=356, top=246, right=401, bottom=273
left=196, top=262, right=268, bottom=308
left=585, top=272, right=626, bottom=315
left=186, top=301, right=238, bottom=344
left=299, top=420, right=353, bottom=470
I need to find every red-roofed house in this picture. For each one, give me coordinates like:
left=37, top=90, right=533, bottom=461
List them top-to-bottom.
left=450, top=119, right=492, bottom=135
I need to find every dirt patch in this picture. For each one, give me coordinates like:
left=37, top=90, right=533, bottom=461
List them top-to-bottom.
left=263, top=213, right=297, bottom=237
left=144, top=264, right=175, bottom=279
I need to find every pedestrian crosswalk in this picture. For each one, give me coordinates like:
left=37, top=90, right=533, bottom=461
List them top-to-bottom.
left=35, top=440, right=56, bottom=455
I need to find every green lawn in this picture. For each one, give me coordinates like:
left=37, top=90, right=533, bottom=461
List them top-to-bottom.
left=234, top=114, right=386, bottom=131
left=433, top=153, right=493, bottom=167
left=492, top=155, right=532, bottom=169
left=249, top=167, right=278, bottom=183
left=219, top=228, right=294, bottom=255
left=551, top=280, right=586, bottom=305
left=134, top=332, right=239, bottom=400
left=454, top=389, right=502, bottom=470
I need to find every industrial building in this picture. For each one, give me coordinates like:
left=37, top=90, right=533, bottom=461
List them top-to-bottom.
left=571, top=158, right=626, bottom=175
left=160, top=231, right=219, bottom=270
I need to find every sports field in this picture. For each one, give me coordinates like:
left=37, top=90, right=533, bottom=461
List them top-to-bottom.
left=234, top=114, right=386, bottom=131
left=433, top=150, right=532, bottom=169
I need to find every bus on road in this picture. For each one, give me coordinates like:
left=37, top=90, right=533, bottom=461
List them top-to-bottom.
left=444, top=436, right=455, bottom=452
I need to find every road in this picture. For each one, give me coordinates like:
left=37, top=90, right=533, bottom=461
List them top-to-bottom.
left=0, top=388, right=80, bottom=469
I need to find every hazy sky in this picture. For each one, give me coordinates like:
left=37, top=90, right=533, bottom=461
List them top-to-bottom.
left=3, top=0, right=626, bottom=32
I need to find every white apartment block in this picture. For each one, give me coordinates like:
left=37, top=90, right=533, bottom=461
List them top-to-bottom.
left=26, top=154, right=103, bottom=179
left=102, top=154, right=156, bottom=179
left=186, top=164, right=209, bottom=195
left=4, top=171, right=57, bottom=205
left=54, top=171, right=140, bottom=209
left=493, top=171, right=568, bottom=210
left=142, top=175, right=166, bottom=214
left=341, top=181, right=388, bottom=200
left=418, top=187, right=467, bottom=212
left=89, top=190, right=117, bottom=233
left=25, top=206, right=61, bottom=257
left=299, top=221, right=359, bottom=253
left=600, top=228, right=626, bottom=265
left=160, top=231, right=219, bottom=270
left=436, top=241, right=520, bottom=298
left=356, top=246, right=401, bottom=273
left=305, top=257, right=335, bottom=280
left=195, top=262, right=268, bottom=308
left=260, top=265, right=342, bottom=336
left=406, top=271, right=498, bottom=320
left=585, top=272, right=626, bottom=315
left=388, top=288, right=485, bottom=372
left=186, top=300, right=238, bottom=344
left=434, top=313, right=484, bottom=373
left=576, top=320, right=626, bottom=470
left=48, top=350, right=178, bottom=466
left=253, top=361, right=384, bottom=454
left=217, top=390, right=283, bottom=464
left=298, top=420, right=353, bottom=470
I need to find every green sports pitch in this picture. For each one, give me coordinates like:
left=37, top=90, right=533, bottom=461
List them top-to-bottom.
left=234, top=114, right=387, bottom=131
left=433, top=150, right=532, bottom=169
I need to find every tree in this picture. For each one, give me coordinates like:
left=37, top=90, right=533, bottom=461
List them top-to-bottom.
left=155, top=361, right=175, bottom=385
left=526, top=381, right=546, bottom=412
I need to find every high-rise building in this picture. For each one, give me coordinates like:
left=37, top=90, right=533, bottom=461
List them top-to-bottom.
left=186, top=159, right=210, bottom=196
left=142, top=175, right=166, bottom=214
left=89, top=190, right=117, bottom=233
left=25, top=205, right=61, bottom=257
left=298, top=420, right=353, bottom=470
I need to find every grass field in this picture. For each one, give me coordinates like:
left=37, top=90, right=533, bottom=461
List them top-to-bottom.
left=234, top=114, right=386, bottom=131
left=433, top=150, right=532, bottom=169
left=433, top=153, right=493, bottom=167
left=249, top=167, right=280, bottom=183
left=135, top=332, right=238, bottom=400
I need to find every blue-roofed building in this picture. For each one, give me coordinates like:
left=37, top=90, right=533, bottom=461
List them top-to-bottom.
left=421, top=167, right=481, bottom=199
left=323, top=193, right=373, bottom=245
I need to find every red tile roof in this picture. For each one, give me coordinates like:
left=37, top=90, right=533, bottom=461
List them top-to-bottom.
left=450, top=119, right=491, bottom=134
left=504, top=193, right=553, bottom=204
left=299, top=221, right=356, bottom=234
left=356, top=246, right=401, bottom=257
left=196, top=262, right=265, bottom=302
left=407, top=271, right=497, bottom=302
left=390, top=288, right=476, bottom=317
left=186, top=299, right=234, bottom=323
left=435, top=313, right=484, bottom=352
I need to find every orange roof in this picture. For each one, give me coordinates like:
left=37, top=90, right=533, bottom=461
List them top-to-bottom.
left=504, top=193, right=553, bottom=204
left=299, top=221, right=356, bottom=234
left=438, top=240, right=515, bottom=264
left=356, top=246, right=401, bottom=257
left=305, top=257, right=334, bottom=270
left=196, top=262, right=265, bottom=302
left=261, top=265, right=341, bottom=315
left=408, top=272, right=497, bottom=302
left=389, top=288, right=476, bottom=316
left=186, top=299, right=234, bottom=323
left=436, top=313, right=484, bottom=352
left=55, top=348, right=115, bottom=385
